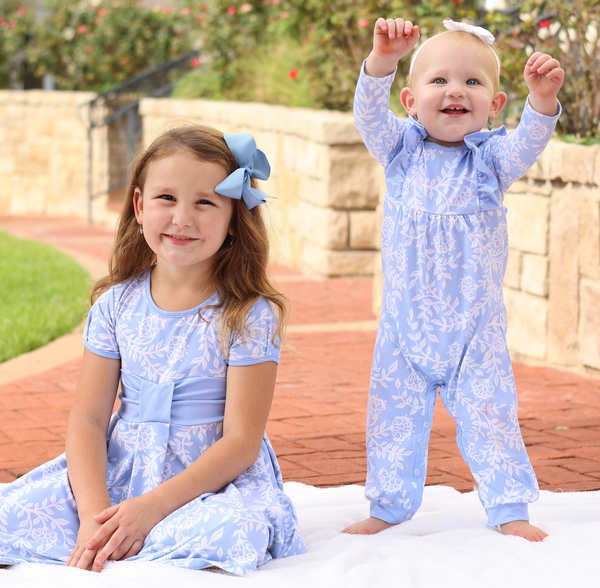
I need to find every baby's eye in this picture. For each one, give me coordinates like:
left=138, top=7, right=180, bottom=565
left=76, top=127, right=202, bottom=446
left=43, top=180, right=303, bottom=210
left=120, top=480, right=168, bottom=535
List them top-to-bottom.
left=433, top=78, right=447, bottom=84
left=466, top=79, right=479, bottom=85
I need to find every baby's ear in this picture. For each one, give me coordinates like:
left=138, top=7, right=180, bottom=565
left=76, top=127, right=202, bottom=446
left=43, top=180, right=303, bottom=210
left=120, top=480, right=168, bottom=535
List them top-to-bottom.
left=400, top=87, right=417, bottom=117
left=489, top=90, right=508, bottom=119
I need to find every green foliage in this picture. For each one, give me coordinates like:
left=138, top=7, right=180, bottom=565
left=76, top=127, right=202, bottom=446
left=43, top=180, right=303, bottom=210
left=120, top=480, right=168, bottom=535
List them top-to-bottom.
left=1, top=0, right=196, bottom=91
left=178, top=0, right=478, bottom=111
left=486, top=0, right=600, bottom=137
left=0, top=1, right=34, bottom=87
left=0, top=232, right=90, bottom=363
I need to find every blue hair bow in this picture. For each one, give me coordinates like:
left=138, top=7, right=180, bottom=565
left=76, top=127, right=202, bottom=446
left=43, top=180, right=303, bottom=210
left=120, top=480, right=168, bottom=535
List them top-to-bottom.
left=215, top=133, right=272, bottom=209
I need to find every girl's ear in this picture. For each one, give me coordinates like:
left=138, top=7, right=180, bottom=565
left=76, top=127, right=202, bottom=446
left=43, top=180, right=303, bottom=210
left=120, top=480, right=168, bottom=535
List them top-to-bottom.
left=401, top=87, right=417, bottom=117
left=489, top=90, right=508, bottom=120
left=133, top=187, right=143, bottom=223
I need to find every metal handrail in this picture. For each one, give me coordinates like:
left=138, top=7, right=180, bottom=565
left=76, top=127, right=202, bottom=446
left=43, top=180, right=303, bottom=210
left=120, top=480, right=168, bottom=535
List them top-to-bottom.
left=86, top=50, right=200, bottom=223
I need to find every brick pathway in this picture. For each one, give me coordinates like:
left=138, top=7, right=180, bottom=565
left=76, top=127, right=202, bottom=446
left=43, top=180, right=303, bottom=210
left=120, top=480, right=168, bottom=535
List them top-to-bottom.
left=1, top=215, right=600, bottom=495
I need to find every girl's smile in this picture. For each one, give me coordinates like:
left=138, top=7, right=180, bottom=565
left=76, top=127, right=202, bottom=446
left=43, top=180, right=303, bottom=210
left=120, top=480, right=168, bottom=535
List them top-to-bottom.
left=133, top=150, right=233, bottom=279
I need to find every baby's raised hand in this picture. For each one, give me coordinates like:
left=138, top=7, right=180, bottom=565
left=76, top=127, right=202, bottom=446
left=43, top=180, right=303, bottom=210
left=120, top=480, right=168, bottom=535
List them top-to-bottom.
left=365, top=18, right=419, bottom=78
left=373, top=18, right=419, bottom=61
left=524, top=52, right=564, bottom=116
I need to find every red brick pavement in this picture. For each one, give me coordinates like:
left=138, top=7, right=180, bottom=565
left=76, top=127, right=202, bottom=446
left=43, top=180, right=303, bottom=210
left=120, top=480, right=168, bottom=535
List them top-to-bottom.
left=1, top=215, right=600, bottom=496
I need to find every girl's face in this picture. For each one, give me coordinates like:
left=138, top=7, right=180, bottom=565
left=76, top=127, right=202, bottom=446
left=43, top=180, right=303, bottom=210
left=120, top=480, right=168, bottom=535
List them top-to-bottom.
left=401, top=35, right=507, bottom=146
left=133, top=150, right=233, bottom=278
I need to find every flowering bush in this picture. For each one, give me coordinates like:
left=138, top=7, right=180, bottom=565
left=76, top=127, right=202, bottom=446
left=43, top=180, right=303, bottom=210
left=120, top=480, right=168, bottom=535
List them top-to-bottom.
left=1, top=0, right=196, bottom=91
left=178, top=0, right=477, bottom=111
left=486, top=0, right=600, bottom=138
left=0, top=1, right=34, bottom=87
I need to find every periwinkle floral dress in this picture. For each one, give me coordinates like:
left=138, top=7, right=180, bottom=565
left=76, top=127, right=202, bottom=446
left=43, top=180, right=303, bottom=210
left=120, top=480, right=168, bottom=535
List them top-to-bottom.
left=354, top=63, right=560, bottom=528
left=0, top=270, right=305, bottom=575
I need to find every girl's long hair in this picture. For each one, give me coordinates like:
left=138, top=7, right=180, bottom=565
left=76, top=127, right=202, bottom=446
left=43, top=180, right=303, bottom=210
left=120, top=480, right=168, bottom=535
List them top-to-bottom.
left=91, top=124, right=289, bottom=349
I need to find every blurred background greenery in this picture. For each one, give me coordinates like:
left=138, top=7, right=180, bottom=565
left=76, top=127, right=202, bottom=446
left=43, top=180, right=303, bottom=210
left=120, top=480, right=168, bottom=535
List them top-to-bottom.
left=1, top=0, right=598, bottom=135
left=0, top=232, right=89, bottom=363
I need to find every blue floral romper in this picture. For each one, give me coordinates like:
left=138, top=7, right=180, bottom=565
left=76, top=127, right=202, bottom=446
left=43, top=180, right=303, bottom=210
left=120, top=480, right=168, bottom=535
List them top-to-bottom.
left=354, top=63, right=560, bottom=527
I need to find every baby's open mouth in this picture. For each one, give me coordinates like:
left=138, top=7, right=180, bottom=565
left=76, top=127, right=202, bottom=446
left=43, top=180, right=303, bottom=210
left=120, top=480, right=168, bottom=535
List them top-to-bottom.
left=442, top=107, right=468, bottom=114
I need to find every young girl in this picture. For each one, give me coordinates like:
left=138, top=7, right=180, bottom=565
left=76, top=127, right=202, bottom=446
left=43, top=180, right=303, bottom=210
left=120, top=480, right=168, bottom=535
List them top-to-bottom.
left=343, top=18, right=563, bottom=541
left=0, top=125, right=306, bottom=575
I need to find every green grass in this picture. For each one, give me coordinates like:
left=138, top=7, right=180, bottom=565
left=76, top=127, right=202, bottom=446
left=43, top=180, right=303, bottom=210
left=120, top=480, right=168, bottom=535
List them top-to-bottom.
left=0, top=232, right=90, bottom=363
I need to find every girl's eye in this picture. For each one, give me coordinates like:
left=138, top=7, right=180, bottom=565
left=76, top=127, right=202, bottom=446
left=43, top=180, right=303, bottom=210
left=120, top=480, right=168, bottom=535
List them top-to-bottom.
left=433, top=78, right=446, bottom=84
left=466, top=79, right=479, bottom=85
left=158, top=194, right=175, bottom=201
left=197, top=199, right=215, bottom=206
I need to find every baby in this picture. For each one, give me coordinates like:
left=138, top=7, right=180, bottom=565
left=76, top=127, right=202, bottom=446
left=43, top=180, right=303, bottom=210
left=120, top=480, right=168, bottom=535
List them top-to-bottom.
left=344, top=17, right=563, bottom=541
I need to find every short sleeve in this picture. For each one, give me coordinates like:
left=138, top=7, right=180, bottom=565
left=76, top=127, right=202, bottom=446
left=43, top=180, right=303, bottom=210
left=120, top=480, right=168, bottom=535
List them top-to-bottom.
left=83, top=288, right=121, bottom=359
left=228, top=297, right=281, bottom=366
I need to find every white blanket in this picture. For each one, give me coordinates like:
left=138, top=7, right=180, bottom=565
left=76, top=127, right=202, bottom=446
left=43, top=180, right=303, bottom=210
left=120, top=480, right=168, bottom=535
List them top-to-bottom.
left=2, top=483, right=599, bottom=587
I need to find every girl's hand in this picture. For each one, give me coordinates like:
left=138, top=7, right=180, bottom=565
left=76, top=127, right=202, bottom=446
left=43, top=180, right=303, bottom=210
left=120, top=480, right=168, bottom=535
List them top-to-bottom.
left=366, top=17, right=419, bottom=78
left=524, top=51, right=564, bottom=116
left=86, top=495, right=165, bottom=571
left=65, top=516, right=111, bottom=571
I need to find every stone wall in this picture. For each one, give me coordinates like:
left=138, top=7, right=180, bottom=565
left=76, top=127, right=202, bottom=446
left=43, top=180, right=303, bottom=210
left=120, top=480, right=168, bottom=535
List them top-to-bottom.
left=0, top=90, right=111, bottom=222
left=139, top=98, right=380, bottom=275
left=372, top=140, right=600, bottom=378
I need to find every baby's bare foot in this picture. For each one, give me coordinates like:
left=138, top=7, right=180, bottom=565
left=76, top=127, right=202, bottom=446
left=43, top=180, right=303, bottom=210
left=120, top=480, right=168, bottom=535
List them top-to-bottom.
left=342, top=517, right=396, bottom=535
left=499, top=520, right=548, bottom=542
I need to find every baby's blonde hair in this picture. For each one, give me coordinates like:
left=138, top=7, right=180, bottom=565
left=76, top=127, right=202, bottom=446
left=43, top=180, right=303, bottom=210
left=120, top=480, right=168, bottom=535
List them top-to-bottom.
left=408, top=30, right=501, bottom=92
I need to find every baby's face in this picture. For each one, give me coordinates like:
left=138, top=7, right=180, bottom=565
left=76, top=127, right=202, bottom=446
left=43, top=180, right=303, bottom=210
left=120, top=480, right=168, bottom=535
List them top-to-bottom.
left=401, top=34, right=505, bottom=146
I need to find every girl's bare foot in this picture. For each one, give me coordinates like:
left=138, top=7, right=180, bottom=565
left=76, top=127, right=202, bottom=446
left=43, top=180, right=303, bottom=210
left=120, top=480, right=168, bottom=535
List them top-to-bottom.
left=342, top=517, right=396, bottom=535
left=499, top=520, right=548, bottom=542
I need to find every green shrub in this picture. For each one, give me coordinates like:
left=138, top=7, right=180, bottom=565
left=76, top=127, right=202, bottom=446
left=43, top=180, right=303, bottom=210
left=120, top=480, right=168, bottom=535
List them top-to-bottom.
left=1, top=0, right=196, bottom=91
left=486, top=0, right=600, bottom=138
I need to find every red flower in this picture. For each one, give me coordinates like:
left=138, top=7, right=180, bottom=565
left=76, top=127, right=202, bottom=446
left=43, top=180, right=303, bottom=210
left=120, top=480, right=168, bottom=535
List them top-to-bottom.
left=272, top=0, right=281, bottom=4
left=452, top=0, right=460, bottom=5
left=16, top=6, right=27, bottom=15
left=163, top=6, right=172, bottom=13
left=227, top=6, right=236, bottom=15
left=182, top=7, right=192, bottom=15
left=97, top=8, right=106, bottom=16
left=280, top=11, right=289, bottom=18
left=0, top=17, right=6, bottom=25
left=358, top=19, right=369, bottom=28
left=539, top=19, right=551, bottom=28
left=9, top=20, right=16, bottom=29
left=77, top=24, right=90, bottom=34
left=191, top=57, right=200, bottom=68
left=287, top=68, right=298, bottom=79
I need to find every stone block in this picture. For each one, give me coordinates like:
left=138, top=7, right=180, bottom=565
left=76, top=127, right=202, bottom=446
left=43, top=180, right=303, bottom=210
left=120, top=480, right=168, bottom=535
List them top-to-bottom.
left=283, top=135, right=324, bottom=179
left=560, top=144, right=599, bottom=184
left=326, top=146, right=381, bottom=210
left=594, top=149, right=600, bottom=186
left=506, top=180, right=528, bottom=194
left=547, top=189, right=580, bottom=365
left=504, top=193, right=550, bottom=254
left=578, top=197, right=600, bottom=280
left=299, top=201, right=348, bottom=251
left=349, top=211, right=377, bottom=250
left=300, top=241, right=375, bottom=276
left=503, top=249, right=522, bottom=290
left=521, top=253, right=548, bottom=297
left=579, top=278, right=600, bottom=370
left=504, top=288, right=548, bottom=360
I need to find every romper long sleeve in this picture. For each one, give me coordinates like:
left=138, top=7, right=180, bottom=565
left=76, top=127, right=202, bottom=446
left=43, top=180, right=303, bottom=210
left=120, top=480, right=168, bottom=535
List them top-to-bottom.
left=354, top=62, right=560, bottom=527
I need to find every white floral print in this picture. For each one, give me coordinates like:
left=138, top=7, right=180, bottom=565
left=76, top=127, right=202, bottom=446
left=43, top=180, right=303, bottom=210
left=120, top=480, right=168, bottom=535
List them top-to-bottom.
left=354, top=63, right=559, bottom=526
left=0, top=270, right=305, bottom=575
